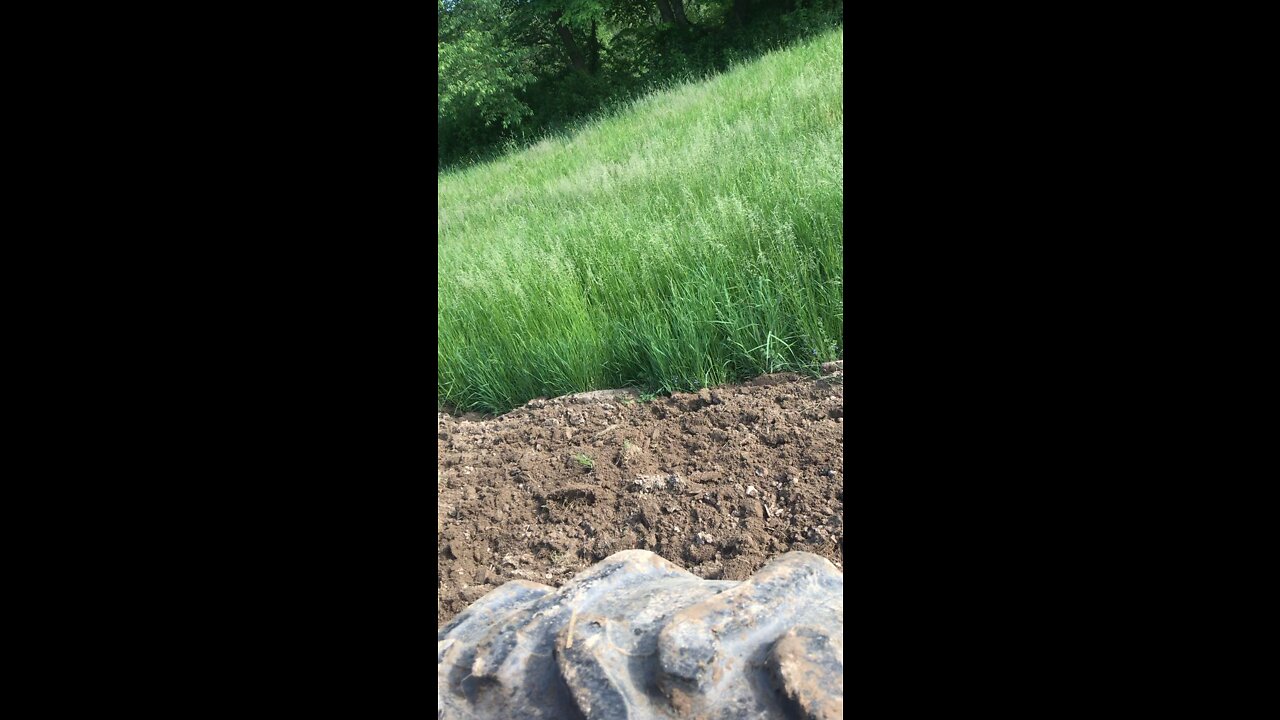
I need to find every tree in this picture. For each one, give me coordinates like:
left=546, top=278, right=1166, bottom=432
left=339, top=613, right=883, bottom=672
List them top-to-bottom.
left=439, top=0, right=536, bottom=129
left=655, top=0, right=675, bottom=24
left=668, top=0, right=691, bottom=27
left=548, top=1, right=611, bottom=73
left=550, top=11, right=586, bottom=70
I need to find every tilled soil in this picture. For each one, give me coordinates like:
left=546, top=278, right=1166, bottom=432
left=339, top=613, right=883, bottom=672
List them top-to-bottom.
left=437, top=362, right=844, bottom=626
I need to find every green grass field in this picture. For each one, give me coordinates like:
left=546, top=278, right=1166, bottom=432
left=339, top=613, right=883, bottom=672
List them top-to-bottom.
left=438, top=28, right=843, bottom=414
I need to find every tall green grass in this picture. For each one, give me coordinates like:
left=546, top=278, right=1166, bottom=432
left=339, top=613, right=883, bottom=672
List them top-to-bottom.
left=439, top=28, right=843, bottom=414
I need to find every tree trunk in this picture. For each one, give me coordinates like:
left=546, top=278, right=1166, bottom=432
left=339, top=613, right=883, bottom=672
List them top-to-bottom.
left=655, top=0, right=675, bottom=25
left=669, top=0, right=691, bottom=27
left=551, top=12, right=586, bottom=71
left=587, top=20, right=600, bottom=74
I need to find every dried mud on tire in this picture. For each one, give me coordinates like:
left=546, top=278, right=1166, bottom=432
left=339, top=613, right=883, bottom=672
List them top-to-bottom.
left=438, top=364, right=844, bottom=627
left=439, top=549, right=844, bottom=719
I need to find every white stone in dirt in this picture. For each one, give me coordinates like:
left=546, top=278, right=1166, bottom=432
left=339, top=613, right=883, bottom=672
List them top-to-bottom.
left=564, top=388, right=640, bottom=404
left=632, top=473, right=682, bottom=491
left=746, top=485, right=758, bottom=496
left=696, top=532, right=715, bottom=544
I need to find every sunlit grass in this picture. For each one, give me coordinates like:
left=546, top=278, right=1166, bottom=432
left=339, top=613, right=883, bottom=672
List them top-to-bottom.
left=439, top=28, right=843, bottom=414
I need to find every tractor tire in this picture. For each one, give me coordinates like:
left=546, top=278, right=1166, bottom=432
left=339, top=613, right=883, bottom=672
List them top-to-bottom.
left=438, top=550, right=843, bottom=719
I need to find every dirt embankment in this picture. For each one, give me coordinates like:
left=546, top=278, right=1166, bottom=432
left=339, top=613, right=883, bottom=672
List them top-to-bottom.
left=437, top=364, right=844, bottom=626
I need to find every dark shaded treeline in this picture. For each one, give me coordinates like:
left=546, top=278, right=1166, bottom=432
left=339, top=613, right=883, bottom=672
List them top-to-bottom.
left=439, top=0, right=842, bottom=171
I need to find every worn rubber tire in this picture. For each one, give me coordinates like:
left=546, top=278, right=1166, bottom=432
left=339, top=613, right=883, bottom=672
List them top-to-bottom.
left=438, top=550, right=843, bottom=719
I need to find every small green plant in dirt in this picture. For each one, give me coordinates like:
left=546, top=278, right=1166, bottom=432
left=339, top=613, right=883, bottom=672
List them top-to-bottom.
left=574, top=453, right=595, bottom=470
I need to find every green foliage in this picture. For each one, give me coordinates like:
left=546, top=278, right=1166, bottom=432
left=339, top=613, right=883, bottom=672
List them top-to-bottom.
left=438, top=0, right=844, bottom=169
left=439, top=0, right=536, bottom=129
left=550, top=0, right=607, bottom=28
left=438, top=29, right=843, bottom=414
left=574, top=453, right=595, bottom=469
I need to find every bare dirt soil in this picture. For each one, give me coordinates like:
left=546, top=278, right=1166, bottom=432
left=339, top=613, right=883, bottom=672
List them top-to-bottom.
left=437, top=363, right=844, bottom=626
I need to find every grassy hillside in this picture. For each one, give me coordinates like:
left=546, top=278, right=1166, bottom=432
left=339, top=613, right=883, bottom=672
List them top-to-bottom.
left=438, top=28, right=843, bottom=414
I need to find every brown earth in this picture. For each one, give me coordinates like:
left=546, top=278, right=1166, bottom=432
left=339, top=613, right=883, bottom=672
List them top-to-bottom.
left=437, top=362, right=844, bottom=626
